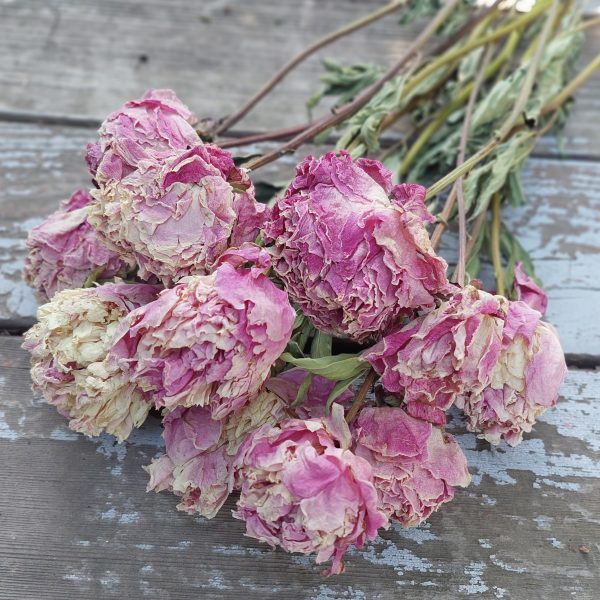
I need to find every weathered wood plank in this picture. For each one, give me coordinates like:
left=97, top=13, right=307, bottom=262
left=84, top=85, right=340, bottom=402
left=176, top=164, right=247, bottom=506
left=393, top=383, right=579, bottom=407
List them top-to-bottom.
left=0, top=0, right=599, bottom=157
left=1, top=121, right=599, bottom=357
left=0, top=336, right=598, bottom=599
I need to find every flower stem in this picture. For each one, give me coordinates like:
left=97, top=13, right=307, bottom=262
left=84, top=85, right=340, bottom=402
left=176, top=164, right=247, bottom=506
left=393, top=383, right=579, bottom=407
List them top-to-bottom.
left=214, top=0, right=409, bottom=136
left=243, top=0, right=463, bottom=171
left=425, top=0, right=560, bottom=201
left=398, top=27, right=520, bottom=176
left=455, top=45, right=495, bottom=287
left=542, top=53, right=600, bottom=115
left=219, top=123, right=310, bottom=149
left=491, top=193, right=505, bottom=296
left=346, top=369, right=378, bottom=424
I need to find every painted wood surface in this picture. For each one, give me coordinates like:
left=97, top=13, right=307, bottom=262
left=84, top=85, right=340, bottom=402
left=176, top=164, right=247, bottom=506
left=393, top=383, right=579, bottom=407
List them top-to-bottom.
left=0, top=0, right=599, bottom=155
left=1, top=120, right=599, bottom=358
left=0, top=336, right=598, bottom=599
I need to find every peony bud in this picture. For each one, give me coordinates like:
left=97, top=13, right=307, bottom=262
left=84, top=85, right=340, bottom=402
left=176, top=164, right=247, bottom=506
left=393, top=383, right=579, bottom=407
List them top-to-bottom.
left=86, top=89, right=199, bottom=185
left=89, top=143, right=268, bottom=285
left=262, top=151, right=449, bottom=341
left=23, top=189, right=125, bottom=302
left=110, top=245, right=295, bottom=418
left=22, top=283, right=159, bottom=441
left=364, top=285, right=567, bottom=445
left=145, top=388, right=288, bottom=518
left=233, top=404, right=388, bottom=575
left=352, top=407, right=470, bottom=526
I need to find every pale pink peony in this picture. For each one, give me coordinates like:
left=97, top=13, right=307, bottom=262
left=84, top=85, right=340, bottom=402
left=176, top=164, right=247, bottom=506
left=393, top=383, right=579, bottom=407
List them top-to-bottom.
left=86, top=89, right=199, bottom=185
left=89, top=143, right=268, bottom=285
left=262, top=151, right=449, bottom=342
left=23, top=189, right=126, bottom=302
left=110, top=245, right=295, bottom=419
left=513, top=262, right=547, bottom=315
left=22, top=283, right=159, bottom=441
left=364, top=285, right=567, bottom=444
left=455, top=314, right=567, bottom=446
left=145, top=388, right=288, bottom=518
left=233, top=404, right=388, bottom=575
left=352, top=407, right=470, bottom=526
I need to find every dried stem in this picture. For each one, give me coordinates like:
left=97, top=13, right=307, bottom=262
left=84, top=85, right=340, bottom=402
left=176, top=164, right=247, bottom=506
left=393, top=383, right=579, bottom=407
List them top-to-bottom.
left=214, top=0, right=409, bottom=136
left=244, top=0, right=463, bottom=171
left=425, top=0, right=560, bottom=201
left=454, top=46, right=494, bottom=287
left=542, top=53, right=600, bottom=115
left=218, top=123, right=310, bottom=149
left=490, top=193, right=505, bottom=296
left=346, top=369, right=378, bottom=424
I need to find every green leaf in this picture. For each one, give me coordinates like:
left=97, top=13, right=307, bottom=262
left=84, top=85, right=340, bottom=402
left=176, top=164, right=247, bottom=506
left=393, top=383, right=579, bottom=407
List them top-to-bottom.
left=311, top=330, right=332, bottom=359
left=284, top=341, right=305, bottom=359
left=279, top=353, right=369, bottom=381
left=292, top=373, right=314, bottom=407
left=325, top=373, right=363, bottom=413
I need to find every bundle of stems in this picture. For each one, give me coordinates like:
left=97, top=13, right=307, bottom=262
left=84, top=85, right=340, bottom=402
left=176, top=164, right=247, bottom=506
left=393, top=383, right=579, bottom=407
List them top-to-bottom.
left=214, top=0, right=600, bottom=295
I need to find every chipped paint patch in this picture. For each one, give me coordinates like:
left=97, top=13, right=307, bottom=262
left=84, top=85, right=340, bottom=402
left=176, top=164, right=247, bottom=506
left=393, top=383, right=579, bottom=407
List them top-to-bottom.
left=0, top=410, right=19, bottom=440
left=50, top=426, right=79, bottom=441
left=459, top=434, right=600, bottom=487
left=101, top=508, right=117, bottom=520
left=118, top=511, right=140, bottom=524
left=533, top=515, right=553, bottom=530
left=392, top=522, right=438, bottom=545
left=358, top=537, right=433, bottom=576
left=134, top=543, right=154, bottom=551
left=212, top=544, right=265, bottom=557
left=489, top=554, right=527, bottom=573
left=459, top=561, right=489, bottom=595
left=312, top=585, right=367, bottom=600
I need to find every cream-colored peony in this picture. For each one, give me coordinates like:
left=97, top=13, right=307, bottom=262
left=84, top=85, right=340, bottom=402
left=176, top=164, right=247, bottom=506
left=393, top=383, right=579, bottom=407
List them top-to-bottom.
left=23, top=284, right=159, bottom=442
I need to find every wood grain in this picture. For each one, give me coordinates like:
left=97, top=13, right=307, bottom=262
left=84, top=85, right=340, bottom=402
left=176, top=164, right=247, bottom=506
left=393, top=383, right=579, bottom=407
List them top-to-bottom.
left=0, top=0, right=599, bottom=157
left=1, top=121, right=599, bottom=358
left=0, top=336, right=598, bottom=600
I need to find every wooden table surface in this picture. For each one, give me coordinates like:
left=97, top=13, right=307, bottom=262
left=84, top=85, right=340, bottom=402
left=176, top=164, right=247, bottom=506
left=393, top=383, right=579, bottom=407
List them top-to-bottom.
left=1, top=2, right=599, bottom=599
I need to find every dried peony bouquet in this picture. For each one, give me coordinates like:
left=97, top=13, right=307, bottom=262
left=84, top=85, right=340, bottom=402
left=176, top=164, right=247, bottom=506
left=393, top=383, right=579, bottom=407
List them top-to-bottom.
left=21, top=0, right=595, bottom=575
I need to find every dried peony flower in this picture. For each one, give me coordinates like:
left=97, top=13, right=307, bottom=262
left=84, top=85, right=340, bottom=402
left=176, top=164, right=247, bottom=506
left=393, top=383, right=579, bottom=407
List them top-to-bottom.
left=86, top=89, right=199, bottom=185
left=89, top=143, right=268, bottom=285
left=262, top=151, right=449, bottom=342
left=23, top=189, right=126, bottom=302
left=110, top=245, right=295, bottom=418
left=513, top=261, right=547, bottom=315
left=22, top=283, right=159, bottom=441
left=364, top=285, right=567, bottom=444
left=455, top=315, right=566, bottom=446
left=145, top=388, right=288, bottom=518
left=233, top=404, right=388, bottom=575
left=352, top=407, right=470, bottom=526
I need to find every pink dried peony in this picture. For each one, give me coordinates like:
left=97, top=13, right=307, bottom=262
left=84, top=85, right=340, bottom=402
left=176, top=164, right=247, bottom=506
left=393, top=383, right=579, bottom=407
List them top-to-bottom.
left=86, top=89, right=199, bottom=185
left=89, top=143, right=268, bottom=284
left=262, top=151, right=449, bottom=342
left=23, top=189, right=126, bottom=302
left=110, top=245, right=296, bottom=418
left=513, top=262, right=547, bottom=315
left=22, top=283, right=159, bottom=441
left=364, top=285, right=567, bottom=445
left=455, top=312, right=567, bottom=446
left=146, top=388, right=288, bottom=518
left=233, top=404, right=388, bottom=575
left=352, top=407, right=470, bottom=526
